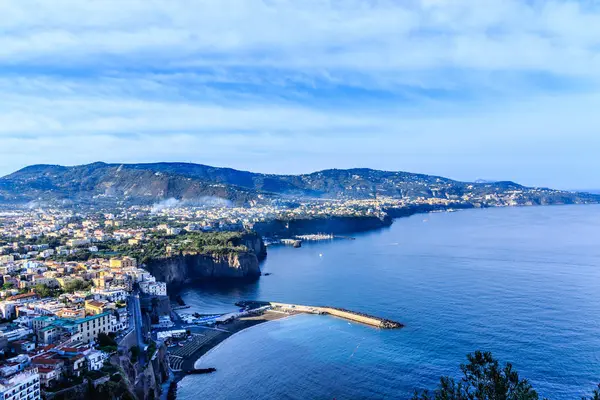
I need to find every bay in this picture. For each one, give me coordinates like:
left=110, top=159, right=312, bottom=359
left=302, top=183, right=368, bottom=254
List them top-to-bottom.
left=177, top=205, right=600, bottom=399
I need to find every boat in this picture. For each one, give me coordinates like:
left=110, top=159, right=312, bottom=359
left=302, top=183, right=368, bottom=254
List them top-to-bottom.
left=186, top=367, right=217, bottom=375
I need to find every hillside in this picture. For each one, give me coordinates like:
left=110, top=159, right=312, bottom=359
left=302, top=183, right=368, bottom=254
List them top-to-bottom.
left=0, top=162, right=598, bottom=206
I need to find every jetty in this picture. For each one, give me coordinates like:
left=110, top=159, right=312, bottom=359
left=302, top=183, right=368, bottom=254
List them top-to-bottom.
left=295, top=233, right=334, bottom=241
left=281, top=238, right=302, bottom=247
left=238, top=301, right=403, bottom=329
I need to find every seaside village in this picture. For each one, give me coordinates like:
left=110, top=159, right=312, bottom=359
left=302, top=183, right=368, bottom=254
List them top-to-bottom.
left=0, top=197, right=456, bottom=399
left=0, top=204, right=331, bottom=400
left=0, top=209, right=183, bottom=400
left=0, top=253, right=171, bottom=399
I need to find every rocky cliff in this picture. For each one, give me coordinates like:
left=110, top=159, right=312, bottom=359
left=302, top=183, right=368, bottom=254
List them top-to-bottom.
left=383, top=202, right=476, bottom=218
left=250, top=215, right=393, bottom=237
left=144, top=233, right=265, bottom=287
left=145, top=251, right=261, bottom=287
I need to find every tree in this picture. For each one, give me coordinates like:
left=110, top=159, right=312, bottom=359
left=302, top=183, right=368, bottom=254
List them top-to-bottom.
left=63, top=279, right=91, bottom=293
left=1, top=282, right=13, bottom=290
left=33, top=284, right=61, bottom=298
left=97, top=332, right=117, bottom=348
left=129, top=345, right=140, bottom=363
left=412, top=351, right=539, bottom=400
left=167, top=382, right=177, bottom=400
left=583, top=385, right=600, bottom=400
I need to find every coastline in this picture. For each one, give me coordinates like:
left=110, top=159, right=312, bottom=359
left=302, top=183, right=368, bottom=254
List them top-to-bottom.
left=165, top=203, right=596, bottom=396
left=167, top=206, right=473, bottom=389
left=172, top=311, right=297, bottom=385
left=192, top=313, right=298, bottom=369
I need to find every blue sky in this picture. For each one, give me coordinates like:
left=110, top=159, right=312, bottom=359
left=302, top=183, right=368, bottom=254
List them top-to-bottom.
left=1, top=0, right=600, bottom=189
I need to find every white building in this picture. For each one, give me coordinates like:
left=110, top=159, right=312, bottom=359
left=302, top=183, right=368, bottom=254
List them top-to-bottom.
left=66, top=238, right=90, bottom=247
left=0, top=255, right=15, bottom=266
left=123, top=268, right=153, bottom=283
left=139, top=281, right=167, bottom=296
left=92, top=288, right=127, bottom=303
left=0, top=302, right=16, bottom=320
left=110, top=311, right=129, bottom=332
left=151, top=316, right=174, bottom=329
left=0, top=328, right=33, bottom=343
left=156, top=329, right=186, bottom=341
left=85, top=350, right=107, bottom=371
left=0, top=355, right=30, bottom=378
left=0, top=368, right=41, bottom=400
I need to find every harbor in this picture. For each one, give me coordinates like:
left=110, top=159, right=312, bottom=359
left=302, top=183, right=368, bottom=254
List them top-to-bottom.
left=273, top=233, right=356, bottom=248
left=164, top=300, right=402, bottom=376
left=237, top=301, right=403, bottom=329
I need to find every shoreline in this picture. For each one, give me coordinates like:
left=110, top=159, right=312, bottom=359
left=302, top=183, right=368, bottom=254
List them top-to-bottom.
left=172, top=311, right=296, bottom=385
left=192, top=313, right=298, bottom=369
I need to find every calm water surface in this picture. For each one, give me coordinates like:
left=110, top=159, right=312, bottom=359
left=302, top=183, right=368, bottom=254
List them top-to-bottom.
left=177, top=205, right=600, bottom=399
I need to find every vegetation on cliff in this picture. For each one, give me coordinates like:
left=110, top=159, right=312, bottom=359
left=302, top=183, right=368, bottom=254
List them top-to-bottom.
left=81, top=231, right=262, bottom=265
left=176, top=231, right=250, bottom=254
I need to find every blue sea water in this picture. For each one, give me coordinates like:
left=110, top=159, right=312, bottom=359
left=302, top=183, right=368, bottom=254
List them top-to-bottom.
left=177, top=205, right=600, bottom=399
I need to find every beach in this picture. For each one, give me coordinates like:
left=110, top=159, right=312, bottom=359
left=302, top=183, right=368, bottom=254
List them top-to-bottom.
left=171, top=310, right=296, bottom=380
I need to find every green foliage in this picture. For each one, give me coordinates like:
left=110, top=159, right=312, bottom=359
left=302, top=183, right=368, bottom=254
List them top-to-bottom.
left=97, top=230, right=253, bottom=265
left=175, top=231, right=249, bottom=255
left=54, top=250, right=93, bottom=262
left=63, top=279, right=91, bottom=293
left=2, top=282, right=14, bottom=290
left=34, top=283, right=62, bottom=298
left=97, top=332, right=117, bottom=348
left=146, top=340, right=157, bottom=359
left=98, top=345, right=117, bottom=354
left=129, top=345, right=140, bottom=363
left=412, top=351, right=539, bottom=400
left=414, top=352, right=600, bottom=400
left=100, top=364, right=118, bottom=375
left=83, top=369, right=106, bottom=381
left=46, top=376, right=85, bottom=392
left=91, top=376, right=136, bottom=400
left=583, top=385, right=600, bottom=400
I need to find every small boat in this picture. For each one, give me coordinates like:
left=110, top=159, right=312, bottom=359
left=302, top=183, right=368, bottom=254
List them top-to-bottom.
left=187, top=367, right=217, bottom=375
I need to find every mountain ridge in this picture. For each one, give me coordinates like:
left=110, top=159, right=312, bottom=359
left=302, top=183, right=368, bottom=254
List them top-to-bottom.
left=0, top=161, right=596, bottom=206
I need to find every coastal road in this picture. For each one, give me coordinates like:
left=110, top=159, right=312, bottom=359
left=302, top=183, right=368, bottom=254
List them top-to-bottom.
left=131, top=290, right=147, bottom=366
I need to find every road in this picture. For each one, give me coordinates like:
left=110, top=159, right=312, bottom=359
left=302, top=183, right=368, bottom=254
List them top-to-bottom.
left=130, top=290, right=147, bottom=366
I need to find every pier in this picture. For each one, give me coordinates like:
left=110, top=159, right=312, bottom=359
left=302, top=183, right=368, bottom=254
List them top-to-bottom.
left=295, top=233, right=334, bottom=241
left=256, top=302, right=403, bottom=329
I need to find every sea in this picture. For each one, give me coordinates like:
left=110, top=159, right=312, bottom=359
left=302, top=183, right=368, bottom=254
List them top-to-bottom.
left=176, top=205, right=600, bottom=399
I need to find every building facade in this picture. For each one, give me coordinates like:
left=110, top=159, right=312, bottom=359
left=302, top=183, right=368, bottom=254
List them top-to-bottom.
left=0, top=369, right=40, bottom=400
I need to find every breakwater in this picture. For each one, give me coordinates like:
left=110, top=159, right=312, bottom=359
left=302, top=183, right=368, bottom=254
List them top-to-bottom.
left=268, top=302, right=403, bottom=329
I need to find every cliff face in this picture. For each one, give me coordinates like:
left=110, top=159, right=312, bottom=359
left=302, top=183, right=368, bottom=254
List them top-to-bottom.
left=383, top=202, right=475, bottom=218
left=251, top=215, right=393, bottom=237
left=235, top=231, right=267, bottom=260
left=144, top=233, right=265, bottom=287
left=146, top=251, right=261, bottom=287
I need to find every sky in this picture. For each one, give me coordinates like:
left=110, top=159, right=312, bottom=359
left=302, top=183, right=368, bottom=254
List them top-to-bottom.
left=1, top=0, right=600, bottom=189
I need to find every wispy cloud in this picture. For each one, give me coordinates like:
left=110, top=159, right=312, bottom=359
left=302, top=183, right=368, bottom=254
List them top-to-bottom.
left=0, top=0, right=599, bottom=188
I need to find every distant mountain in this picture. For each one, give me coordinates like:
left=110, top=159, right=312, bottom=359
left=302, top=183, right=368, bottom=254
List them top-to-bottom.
left=0, top=162, right=598, bottom=207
